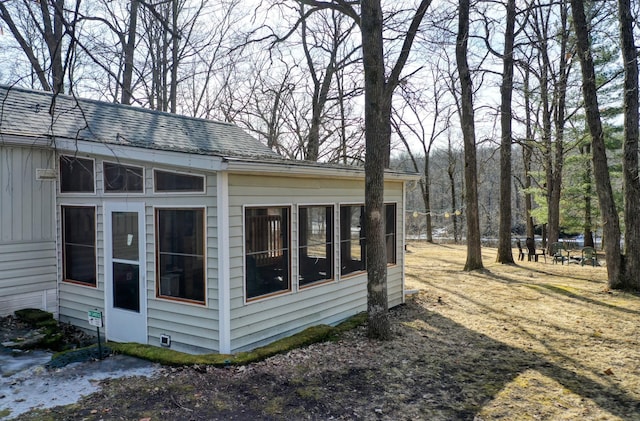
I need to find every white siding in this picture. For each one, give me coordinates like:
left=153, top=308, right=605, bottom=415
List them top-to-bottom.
left=0, top=146, right=57, bottom=316
left=56, top=153, right=219, bottom=353
left=227, top=174, right=406, bottom=352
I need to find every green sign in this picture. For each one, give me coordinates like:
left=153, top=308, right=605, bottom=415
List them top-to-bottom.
left=88, top=310, right=103, bottom=328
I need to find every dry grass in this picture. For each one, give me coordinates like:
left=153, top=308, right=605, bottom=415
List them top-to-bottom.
left=16, top=241, right=640, bottom=420
left=404, top=242, right=640, bottom=420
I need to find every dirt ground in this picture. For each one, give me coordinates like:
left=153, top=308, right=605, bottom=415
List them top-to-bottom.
left=11, top=242, right=640, bottom=420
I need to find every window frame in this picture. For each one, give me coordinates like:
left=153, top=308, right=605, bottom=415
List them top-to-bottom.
left=59, top=155, right=96, bottom=194
left=102, top=161, right=145, bottom=194
left=153, top=168, right=206, bottom=194
left=338, top=203, right=366, bottom=278
left=385, top=203, right=398, bottom=266
left=297, top=204, right=335, bottom=289
left=61, top=205, right=97, bottom=287
left=243, top=205, right=292, bottom=302
left=154, top=206, right=207, bottom=305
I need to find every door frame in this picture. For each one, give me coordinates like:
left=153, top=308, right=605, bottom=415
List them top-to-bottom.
left=103, top=201, right=147, bottom=343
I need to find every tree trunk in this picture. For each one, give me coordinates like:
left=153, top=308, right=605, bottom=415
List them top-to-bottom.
left=121, top=0, right=139, bottom=105
left=361, top=0, right=390, bottom=340
left=456, top=0, right=483, bottom=270
left=497, top=0, right=516, bottom=264
left=570, top=0, right=622, bottom=288
left=618, top=0, right=640, bottom=291
left=523, top=68, right=535, bottom=239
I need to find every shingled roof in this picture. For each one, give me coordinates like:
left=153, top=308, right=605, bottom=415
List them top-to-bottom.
left=0, top=85, right=279, bottom=159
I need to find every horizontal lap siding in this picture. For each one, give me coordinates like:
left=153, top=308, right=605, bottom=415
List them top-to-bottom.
left=0, top=146, right=56, bottom=316
left=57, top=154, right=219, bottom=352
left=227, top=174, right=406, bottom=352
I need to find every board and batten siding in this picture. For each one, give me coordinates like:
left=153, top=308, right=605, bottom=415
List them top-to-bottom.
left=0, top=145, right=57, bottom=316
left=56, top=153, right=220, bottom=353
left=227, top=173, right=406, bottom=352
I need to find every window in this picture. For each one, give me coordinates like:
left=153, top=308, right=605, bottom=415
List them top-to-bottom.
left=60, top=156, right=94, bottom=193
left=103, top=162, right=143, bottom=193
left=154, top=170, right=204, bottom=193
left=385, top=203, right=397, bottom=264
left=339, top=205, right=365, bottom=276
left=62, top=206, right=96, bottom=286
left=299, top=206, right=334, bottom=287
left=245, top=207, right=290, bottom=300
left=156, top=208, right=205, bottom=303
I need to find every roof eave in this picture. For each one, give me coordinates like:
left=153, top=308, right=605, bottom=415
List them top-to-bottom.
left=223, top=158, right=420, bottom=181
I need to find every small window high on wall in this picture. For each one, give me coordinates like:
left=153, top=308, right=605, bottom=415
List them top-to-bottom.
left=59, top=155, right=94, bottom=193
left=103, top=162, right=143, bottom=193
left=154, top=170, right=205, bottom=193
left=299, top=205, right=334, bottom=287
left=62, top=206, right=96, bottom=286
left=245, top=207, right=290, bottom=300
left=156, top=208, right=205, bottom=303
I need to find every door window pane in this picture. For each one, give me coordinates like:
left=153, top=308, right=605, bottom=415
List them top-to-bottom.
left=112, top=212, right=139, bottom=261
left=113, top=262, right=140, bottom=312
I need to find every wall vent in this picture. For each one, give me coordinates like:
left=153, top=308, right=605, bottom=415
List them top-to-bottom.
left=160, top=334, right=171, bottom=347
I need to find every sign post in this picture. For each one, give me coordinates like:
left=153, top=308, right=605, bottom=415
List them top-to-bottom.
left=88, top=310, right=104, bottom=359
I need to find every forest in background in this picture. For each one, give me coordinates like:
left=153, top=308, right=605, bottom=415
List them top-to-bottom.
left=1, top=0, right=639, bottom=302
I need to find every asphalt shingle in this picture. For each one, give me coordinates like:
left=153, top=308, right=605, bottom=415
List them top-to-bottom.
left=0, top=85, right=279, bottom=159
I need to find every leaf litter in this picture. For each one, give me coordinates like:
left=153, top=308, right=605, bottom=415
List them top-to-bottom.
left=12, top=242, right=640, bottom=420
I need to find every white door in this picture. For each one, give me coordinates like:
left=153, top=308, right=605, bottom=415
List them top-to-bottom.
left=104, top=202, right=147, bottom=343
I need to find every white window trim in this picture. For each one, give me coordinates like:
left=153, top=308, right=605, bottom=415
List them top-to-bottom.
left=58, top=154, right=96, bottom=196
left=102, top=160, right=145, bottom=195
left=152, top=168, right=206, bottom=195
left=59, top=203, right=98, bottom=288
left=154, top=205, right=208, bottom=306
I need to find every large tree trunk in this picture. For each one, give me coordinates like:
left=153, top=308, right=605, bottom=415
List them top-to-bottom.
left=361, top=0, right=390, bottom=340
left=456, top=0, right=483, bottom=270
left=497, top=0, right=516, bottom=264
left=570, top=0, right=622, bottom=288
left=618, top=0, right=640, bottom=291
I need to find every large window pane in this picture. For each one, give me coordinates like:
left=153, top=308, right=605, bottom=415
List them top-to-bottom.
left=60, top=156, right=94, bottom=193
left=104, top=162, right=143, bottom=193
left=339, top=205, right=365, bottom=276
left=62, top=206, right=96, bottom=285
left=299, top=206, right=333, bottom=287
left=245, top=207, right=290, bottom=300
left=156, top=208, right=205, bottom=303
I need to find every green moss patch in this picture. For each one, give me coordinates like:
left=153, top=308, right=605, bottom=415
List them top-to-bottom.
left=106, top=312, right=366, bottom=367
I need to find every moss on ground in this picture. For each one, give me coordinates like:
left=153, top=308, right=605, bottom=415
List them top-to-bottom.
left=49, top=312, right=367, bottom=368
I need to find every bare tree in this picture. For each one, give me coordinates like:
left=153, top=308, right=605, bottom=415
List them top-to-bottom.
left=0, top=0, right=69, bottom=94
left=456, top=0, right=483, bottom=271
left=496, top=0, right=516, bottom=263
left=569, top=0, right=622, bottom=288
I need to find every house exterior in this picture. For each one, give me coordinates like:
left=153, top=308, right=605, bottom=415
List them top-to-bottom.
left=0, top=85, right=416, bottom=354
